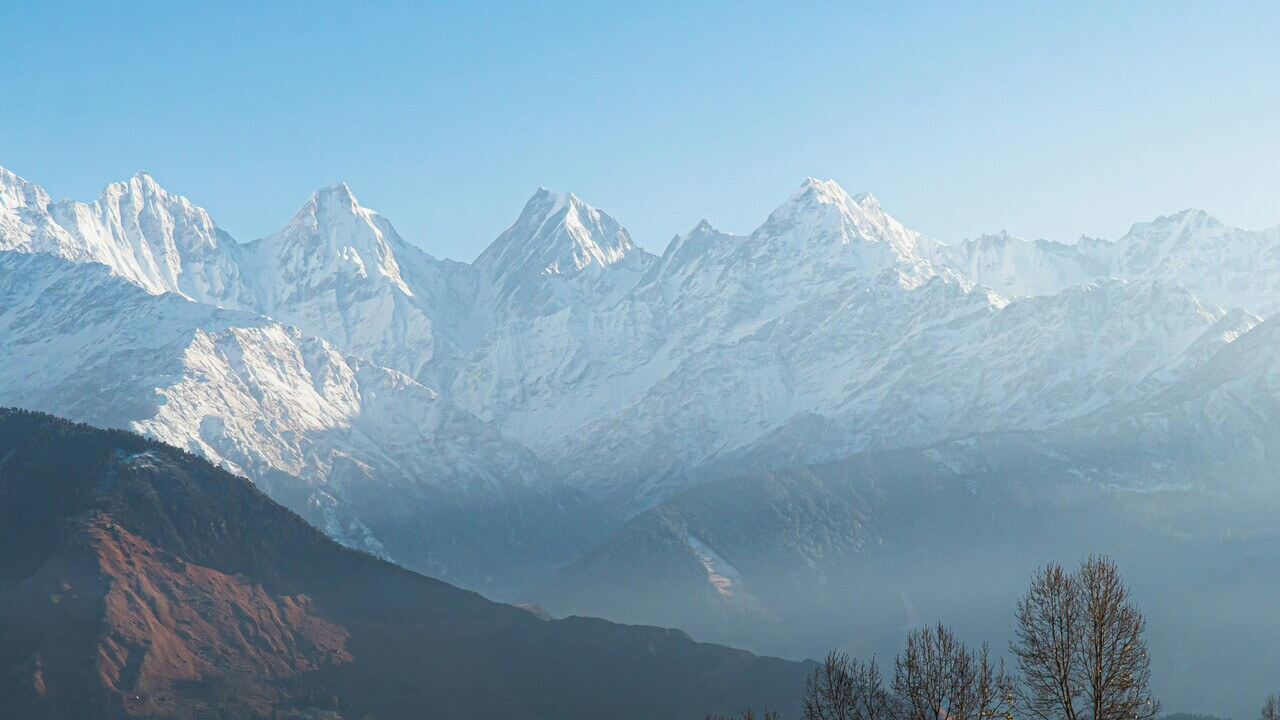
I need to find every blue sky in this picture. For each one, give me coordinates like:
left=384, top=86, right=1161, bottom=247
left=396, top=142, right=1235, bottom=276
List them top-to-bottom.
left=2, top=1, right=1277, bottom=260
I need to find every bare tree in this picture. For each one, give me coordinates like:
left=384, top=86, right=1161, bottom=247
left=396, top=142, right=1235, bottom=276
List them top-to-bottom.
left=1012, top=556, right=1160, bottom=720
left=1011, top=562, right=1078, bottom=720
left=892, top=624, right=1016, bottom=720
left=802, top=650, right=894, bottom=720
left=1263, top=693, right=1280, bottom=720
left=704, top=711, right=781, bottom=720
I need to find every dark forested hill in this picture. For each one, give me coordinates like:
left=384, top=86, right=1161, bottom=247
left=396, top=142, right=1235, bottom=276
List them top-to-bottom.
left=0, top=408, right=812, bottom=719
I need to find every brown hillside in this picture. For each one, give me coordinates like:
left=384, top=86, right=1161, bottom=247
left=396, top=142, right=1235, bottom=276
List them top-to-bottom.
left=0, top=409, right=812, bottom=719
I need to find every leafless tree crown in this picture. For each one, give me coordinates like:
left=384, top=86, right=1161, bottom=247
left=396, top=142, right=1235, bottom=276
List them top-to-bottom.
left=1011, top=556, right=1160, bottom=720
left=728, top=557, right=1162, bottom=720
left=892, top=624, right=1016, bottom=720
left=801, top=651, right=894, bottom=720
left=1262, top=693, right=1280, bottom=720
left=704, top=711, right=781, bottom=720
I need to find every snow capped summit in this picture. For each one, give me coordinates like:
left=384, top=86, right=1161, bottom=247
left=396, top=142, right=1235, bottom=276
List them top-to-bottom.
left=0, top=165, right=38, bottom=200
left=0, top=166, right=249, bottom=304
left=0, top=166, right=79, bottom=258
left=72, top=169, right=232, bottom=266
left=101, top=170, right=170, bottom=204
left=760, top=177, right=861, bottom=231
left=744, top=178, right=943, bottom=290
left=315, top=180, right=361, bottom=208
left=761, top=180, right=907, bottom=245
left=252, top=181, right=415, bottom=294
left=281, top=181, right=375, bottom=235
left=231, top=183, right=486, bottom=387
left=473, top=187, right=655, bottom=319
left=477, top=188, right=642, bottom=276
left=850, top=190, right=879, bottom=206
left=1130, top=207, right=1217, bottom=230
left=1112, top=208, right=1223, bottom=269
left=1102, top=209, right=1280, bottom=314
left=635, top=218, right=741, bottom=304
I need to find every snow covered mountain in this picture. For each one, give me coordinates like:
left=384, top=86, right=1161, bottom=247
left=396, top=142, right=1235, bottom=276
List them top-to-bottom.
left=4, top=162, right=1280, bottom=598
left=0, top=167, right=246, bottom=303
left=446, top=178, right=1268, bottom=500
left=233, top=182, right=475, bottom=388
left=473, top=187, right=655, bottom=321
left=936, top=208, right=1280, bottom=313
left=930, top=231, right=1106, bottom=297
left=0, top=251, right=591, bottom=594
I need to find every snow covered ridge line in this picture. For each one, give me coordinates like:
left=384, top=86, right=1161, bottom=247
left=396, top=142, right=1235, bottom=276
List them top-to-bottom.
left=5, top=160, right=1280, bottom=598
left=4, top=163, right=1277, bottom=318
left=0, top=164, right=662, bottom=389
left=3, top=164, right=1279, bottom=455
left=930, top=208, right=1280, bottom=313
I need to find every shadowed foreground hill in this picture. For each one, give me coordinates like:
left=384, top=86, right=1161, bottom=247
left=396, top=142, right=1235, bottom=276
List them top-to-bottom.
left=0, top=408, right=811, bottom=719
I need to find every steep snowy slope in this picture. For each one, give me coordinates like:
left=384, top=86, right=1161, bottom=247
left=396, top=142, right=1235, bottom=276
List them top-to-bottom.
left=0, top=167, right=248, bottom=304
left=235, top=183, right=476, bottom=387
left=931, top=231, right=1106, bottom=296
left=0, top=252, right=585, bottom=593
left=548, top=278, right=1252, bottom=498
left=758, top=279, right=1252, bottom=453
left=1049, top=309, right=1280, bottom=484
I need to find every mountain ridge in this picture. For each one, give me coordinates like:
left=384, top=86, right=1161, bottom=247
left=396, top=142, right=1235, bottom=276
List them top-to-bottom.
left=6, top=162, right=1280, bottom=600
left=0, top=408, right=813, bottom=719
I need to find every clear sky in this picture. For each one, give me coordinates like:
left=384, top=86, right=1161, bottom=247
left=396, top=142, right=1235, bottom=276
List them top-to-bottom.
left=2, top=1, right=1277, bottom=260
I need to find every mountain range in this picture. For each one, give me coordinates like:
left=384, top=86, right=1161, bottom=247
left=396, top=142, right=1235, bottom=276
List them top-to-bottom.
left=4, top=163, right=1280, bottom=716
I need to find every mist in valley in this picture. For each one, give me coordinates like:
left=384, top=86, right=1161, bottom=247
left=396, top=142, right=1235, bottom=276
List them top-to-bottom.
left=531, top=442, right=1280, bottom=720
